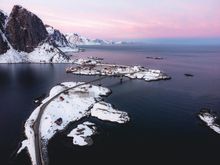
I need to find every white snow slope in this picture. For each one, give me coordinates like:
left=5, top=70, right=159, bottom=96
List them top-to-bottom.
left=46, top=25, right=79, bottom=53
left=65, top=33, right=129, bottom=46
left=0, top=43, right=71, bottom=63
left=17, top=82, right=130, bottom=165
left=199, top=111, right=220, bottom=134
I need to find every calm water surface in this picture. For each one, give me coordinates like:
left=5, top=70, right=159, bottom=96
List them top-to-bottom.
left=1, top=45, right=220, bottom=164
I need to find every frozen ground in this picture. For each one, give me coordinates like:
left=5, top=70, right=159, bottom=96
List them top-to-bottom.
left=0, top=43, right=72, bottom=63
left=66, top=59, right=171, bottom=82
left=17, top=82, right=129, bottom=165
left=199, top=110, right=220, bottom=134
left=67, top=121, right=97, bottom=146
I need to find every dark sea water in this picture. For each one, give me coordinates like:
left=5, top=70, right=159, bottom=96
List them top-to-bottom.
left=1, top=45, right=220, bottom=165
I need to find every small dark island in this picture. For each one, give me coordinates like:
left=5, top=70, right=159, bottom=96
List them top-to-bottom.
left=146, top=56, right=163, bottom=60
left=184, top=73, right=194, bottom=77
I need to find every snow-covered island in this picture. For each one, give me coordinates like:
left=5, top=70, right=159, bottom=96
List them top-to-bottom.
left=66, top=58, right=171, bottom=82
left=17, top=82, right=130, bottom=165
left=198, top=109, right=220, bottom=134
left=67, top=121, right=97, bottom=146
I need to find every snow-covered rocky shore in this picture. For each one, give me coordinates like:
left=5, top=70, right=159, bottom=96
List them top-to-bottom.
left=0, top=43, right=73, bottom=63
left=66, top=58, right=171, bottom=82
left=17, top=82, right=130, bottom=165
left=198, top=109, right=220, bottom=134
left=67, top=121, right=97, bottom=146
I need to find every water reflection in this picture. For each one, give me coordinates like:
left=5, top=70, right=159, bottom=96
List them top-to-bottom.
left=0, top=45, right=220, bottom=164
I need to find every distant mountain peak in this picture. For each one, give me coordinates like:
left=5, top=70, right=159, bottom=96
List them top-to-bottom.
left=0, top=5, right=78, bottom=63
left=0, top=5, right=131, bottom=63
left=5, top=5, right=48, bottom=52
left=46, top=25, right=69, bottom=47
left=65, top=33, right=130, bottom=46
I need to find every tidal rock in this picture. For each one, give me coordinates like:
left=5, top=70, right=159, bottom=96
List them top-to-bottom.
left=5, top=5, right=48, bottom=52
left=146, top=56, right=163, bottom=60
left=184, top=73, right=194, bottom=77
left=198, top=108, right=220, bottom=134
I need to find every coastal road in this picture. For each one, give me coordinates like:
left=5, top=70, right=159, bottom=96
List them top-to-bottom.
left=32, top=71, right=140, bottom=165
left=32, top=76, right=108, bottom=165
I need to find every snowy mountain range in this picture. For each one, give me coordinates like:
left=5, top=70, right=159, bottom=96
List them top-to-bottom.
left=0, top=5, right=130, bottom=63
left=0, top=5, right=79, bottom=63
left=65, top=33, right=129, bottom=46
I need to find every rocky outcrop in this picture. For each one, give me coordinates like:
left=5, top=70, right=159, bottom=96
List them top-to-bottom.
left=5, top=5, right=48, bottom=52
left=0, top=6, right=77, bottom=63
left=0, top=10, right=9, bottom=54
left=0, top=10, right=7, bottom=32
left=45, top=25, right=69, bottom=47
left=45, top=25, right=79, bottom=53
left=65, top=33, right=96, bottom=46
left=65, top=33, right=87, bottom=45
left=0, top=34, right=9, bottom=54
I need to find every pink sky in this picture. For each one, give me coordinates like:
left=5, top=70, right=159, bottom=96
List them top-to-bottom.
left=1, top=0, right=220, bottom=40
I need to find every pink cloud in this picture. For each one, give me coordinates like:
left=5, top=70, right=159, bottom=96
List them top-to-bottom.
left=1, top=0, right=220, bottom=39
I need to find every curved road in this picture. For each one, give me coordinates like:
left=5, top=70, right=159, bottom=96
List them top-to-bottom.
left=32, top=71, right=140, bottom=165
left=32, top=76, right=108, bottom=165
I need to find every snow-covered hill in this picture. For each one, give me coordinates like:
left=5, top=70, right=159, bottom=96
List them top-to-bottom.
left=0, top=5, right=132, bottom=63
left=0, top=6, right=77, bottom=63
left=45, top=25, right=79, bottom=53
left=65, top=33, right=130, bottom=46
left=0, top=42, right=71, bottom=63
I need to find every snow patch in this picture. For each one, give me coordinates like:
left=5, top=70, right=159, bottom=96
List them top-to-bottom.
left=45, top=26, right=55, bottom=35
left=65, top=33, right=130, bottom=46
left=0, top=42, right=71, bottom=63
left=28, top=43, right=70, bottom=63
left=58, top=46, right=79, bottom=53
left=0, top=49, right=26, bottom=63
left=18, top=82, right=129, bottom=165
left=91, top=102, right=130, bottom=123
left=199, top=110, right=220, bottom=134
left=67, top=122, right=97, bottom=146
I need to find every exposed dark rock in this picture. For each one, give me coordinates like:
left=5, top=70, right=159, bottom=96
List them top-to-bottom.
left=5, top=5, right=48, bottom=52
left=0, top=10, right=7, bottom=32
left=0, top=10, right=9, bottom=54
left=45, top=25, right=69, bottom=47
left=0, top=34, right=9, bottom=54
left=184, top=73, right=194, bottom=77
left=33, top=93, right=46, bottom=104
left=199, top=108, right=212, bottom=114
left=215, top=117, right=220, bottom=125
left=54, top=118, right=63, bottom=126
